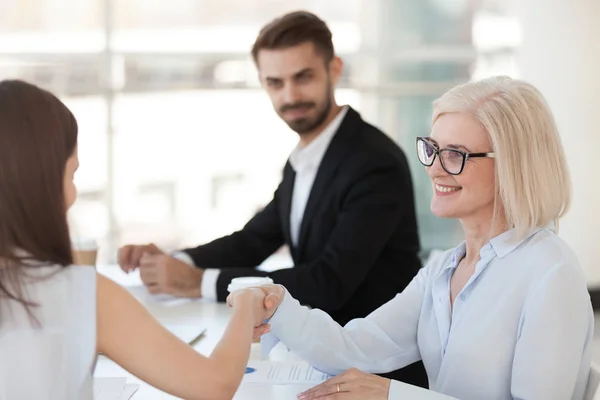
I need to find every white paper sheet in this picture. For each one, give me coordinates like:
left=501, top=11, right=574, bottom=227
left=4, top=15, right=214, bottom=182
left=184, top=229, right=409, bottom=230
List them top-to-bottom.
left=125, top=285, right=207, bottom=344
left=126, top=285, right=187, bottom=304
left=163, top=324, right=207, bottom=345
left=242, top=361, right=332, bottom=385
left=94, top=377, right=139, bottom=400
left=120, top=384, right=139, bottom=400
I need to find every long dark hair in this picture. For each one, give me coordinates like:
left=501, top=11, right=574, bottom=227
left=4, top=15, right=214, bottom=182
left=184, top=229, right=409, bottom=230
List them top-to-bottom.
left=0, top=80, right=77, bottom=314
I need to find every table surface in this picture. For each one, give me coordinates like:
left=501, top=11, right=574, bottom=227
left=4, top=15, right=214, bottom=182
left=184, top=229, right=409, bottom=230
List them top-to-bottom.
left=95, top=264, right=454, bottom=399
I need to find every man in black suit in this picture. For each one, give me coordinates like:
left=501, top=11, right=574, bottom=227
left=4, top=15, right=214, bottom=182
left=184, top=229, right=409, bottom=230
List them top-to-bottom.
left=119, top=11, right=427, bottom=388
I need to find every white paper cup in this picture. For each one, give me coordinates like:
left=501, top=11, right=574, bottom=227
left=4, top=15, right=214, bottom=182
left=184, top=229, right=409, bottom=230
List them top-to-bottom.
left=71, top=238, right=98, bottom=266
left=227, top=277, right=274, bottom=293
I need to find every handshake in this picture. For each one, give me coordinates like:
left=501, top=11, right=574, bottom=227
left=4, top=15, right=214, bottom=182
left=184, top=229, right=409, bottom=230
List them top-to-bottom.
left=226, top=284, right=286, bottom=339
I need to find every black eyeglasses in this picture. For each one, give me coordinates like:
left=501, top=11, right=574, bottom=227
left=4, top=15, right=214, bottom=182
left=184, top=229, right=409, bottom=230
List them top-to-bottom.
left=416, top=137, right=495, bottom=175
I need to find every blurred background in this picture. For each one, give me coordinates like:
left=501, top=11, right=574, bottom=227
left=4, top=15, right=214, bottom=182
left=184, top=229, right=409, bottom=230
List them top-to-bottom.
left=1, top=0, right=598, bottom=291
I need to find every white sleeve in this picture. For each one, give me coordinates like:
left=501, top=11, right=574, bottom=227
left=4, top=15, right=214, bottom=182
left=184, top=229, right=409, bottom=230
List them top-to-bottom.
left=171, top=251, right=195, bottom=266
left=172, top=251, right=220, bottom=302
left=510, top=262, right=593, bottom=400
left=265, top=265, right=429, bottom=376
left=199, top=269, right=220, bottom=302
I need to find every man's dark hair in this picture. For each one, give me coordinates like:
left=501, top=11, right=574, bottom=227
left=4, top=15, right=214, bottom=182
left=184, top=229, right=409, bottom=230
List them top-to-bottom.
left=251, top=11, right=334, bottom=64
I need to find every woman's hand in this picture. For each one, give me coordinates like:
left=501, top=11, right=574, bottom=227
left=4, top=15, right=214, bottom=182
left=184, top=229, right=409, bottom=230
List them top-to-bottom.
left=249, top=284, right=285, bottom=338
left=226, top=285, right=282, bottom=327
left=297, top=368, right=391, bottom=400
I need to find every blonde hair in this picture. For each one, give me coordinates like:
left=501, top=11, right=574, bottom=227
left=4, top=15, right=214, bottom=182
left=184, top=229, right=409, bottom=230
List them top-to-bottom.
left=432, top=76, right=571, bottom=239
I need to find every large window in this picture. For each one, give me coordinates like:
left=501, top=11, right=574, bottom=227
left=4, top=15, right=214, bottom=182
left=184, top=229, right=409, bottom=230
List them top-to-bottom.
left=0, top=0, right=515, bottom=262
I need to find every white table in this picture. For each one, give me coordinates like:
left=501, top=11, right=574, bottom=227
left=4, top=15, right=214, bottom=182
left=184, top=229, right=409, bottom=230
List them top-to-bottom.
left=95, top=264, right=313, bottom=399
left=95, top=265, right=455, bottom=399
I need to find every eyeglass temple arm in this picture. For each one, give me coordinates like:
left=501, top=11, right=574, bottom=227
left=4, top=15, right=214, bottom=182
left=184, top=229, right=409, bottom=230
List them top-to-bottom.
left=468, top=152, right=495, bottom=159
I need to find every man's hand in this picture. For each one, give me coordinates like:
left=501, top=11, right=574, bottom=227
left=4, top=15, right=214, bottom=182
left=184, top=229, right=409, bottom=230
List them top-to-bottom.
left=118, top=243, right=163, bottom=273
left=138, top=253, right=204, bottom=298
left=297, top=368, right=391, bottom=400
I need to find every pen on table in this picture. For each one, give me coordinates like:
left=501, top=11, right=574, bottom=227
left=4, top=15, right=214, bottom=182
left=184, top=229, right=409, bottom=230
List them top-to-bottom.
left=189, top=329, right=207, bottom=347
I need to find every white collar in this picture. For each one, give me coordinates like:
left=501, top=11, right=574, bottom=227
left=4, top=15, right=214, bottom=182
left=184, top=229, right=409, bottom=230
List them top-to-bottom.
left=289, top=106, right=348, bottom=172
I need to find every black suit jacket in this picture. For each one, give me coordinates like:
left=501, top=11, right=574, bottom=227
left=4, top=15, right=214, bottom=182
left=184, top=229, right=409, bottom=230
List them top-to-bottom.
left=184, top=107, right=421, bottom=325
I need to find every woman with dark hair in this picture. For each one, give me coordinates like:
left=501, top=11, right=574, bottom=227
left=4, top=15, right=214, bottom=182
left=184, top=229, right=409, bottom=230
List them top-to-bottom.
left=0, top=80, right=276, bottom=399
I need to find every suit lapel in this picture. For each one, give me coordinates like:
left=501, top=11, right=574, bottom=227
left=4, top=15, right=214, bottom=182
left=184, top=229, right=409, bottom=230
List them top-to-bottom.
left=296, top=107, right=362, bottom=255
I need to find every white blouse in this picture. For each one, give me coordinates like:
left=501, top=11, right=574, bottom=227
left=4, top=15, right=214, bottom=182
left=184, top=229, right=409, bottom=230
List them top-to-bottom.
left=0, top=265, right=96, bottom=400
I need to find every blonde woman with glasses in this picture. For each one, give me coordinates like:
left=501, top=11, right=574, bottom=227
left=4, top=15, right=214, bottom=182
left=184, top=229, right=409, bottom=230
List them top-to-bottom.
left=234, top=76, right=594, bottom=400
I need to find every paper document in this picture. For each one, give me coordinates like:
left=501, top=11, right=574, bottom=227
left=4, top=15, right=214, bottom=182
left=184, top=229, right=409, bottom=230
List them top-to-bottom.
left=126, top=285, right=207, bottom=345
left=127, top=285, right=187, bottom=304
left=164, top=324, right=207, bottom=345
left=242, top=361, right=332, bottom=385
left=93, top=377, right=139, bottom=400
left=120, top=384, right=139, bottom=400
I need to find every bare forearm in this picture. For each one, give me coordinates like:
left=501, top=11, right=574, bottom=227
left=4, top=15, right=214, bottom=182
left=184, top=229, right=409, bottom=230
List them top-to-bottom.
left=97, top=275, right=258, bottom=400
left=208, top=304, right=255, bottom=392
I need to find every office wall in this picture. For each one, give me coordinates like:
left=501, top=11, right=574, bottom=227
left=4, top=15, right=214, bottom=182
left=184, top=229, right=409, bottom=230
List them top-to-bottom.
left=515, top=0, right=600, bottom=288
